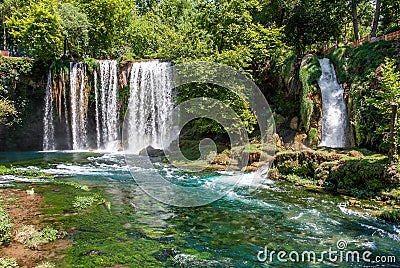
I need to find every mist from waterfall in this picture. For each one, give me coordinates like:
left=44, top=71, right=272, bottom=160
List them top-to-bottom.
left=318, top=58, right=349, bottom=148
left=125, top=61, right=177, bottom=154
left=42, top=69, right=55, bottom=151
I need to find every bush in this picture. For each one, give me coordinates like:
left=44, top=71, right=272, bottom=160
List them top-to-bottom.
left=299, top=56, right=322, bottom=130
left=72, top=194, right=105, bottom=210
left=0, top=206, right=12, bottom=246
left=379, top=209, right=400, bottom=223
left=15, top=225, right=58, bottom=248
left=0, top=258, right=19, bottom=268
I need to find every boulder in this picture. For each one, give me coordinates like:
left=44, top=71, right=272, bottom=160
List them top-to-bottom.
left=139, top=146, right=165, bottom=157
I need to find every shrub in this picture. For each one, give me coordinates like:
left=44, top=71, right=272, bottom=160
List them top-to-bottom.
left=72, top=194, right=105, bottom=210
left=0, top=206, right=12, bottom=245
left=379, top=209, right=400, bottom=223
left=15, top=225, right=58, bottom=248
left=0, top=258, right=19, bottom=268
left=35, top=262, right=55, bottom=268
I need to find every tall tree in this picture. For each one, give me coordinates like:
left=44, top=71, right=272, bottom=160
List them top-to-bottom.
left=6, top=0, right=63, bottom=60
left=57, top=3, right=90, bottom=57
left=372, top=58, right=400, bottom=163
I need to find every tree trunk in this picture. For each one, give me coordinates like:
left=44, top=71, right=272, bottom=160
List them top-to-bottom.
left=351, top=0, right=360, bottom=41
left=371, top=0, right=381, bottom=38
left=389, top=103, right=398, bottom=163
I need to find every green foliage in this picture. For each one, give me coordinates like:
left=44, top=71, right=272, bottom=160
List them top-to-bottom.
left=6, top=0, right=63, bottom=60
left=78, top=0, right=136, bottom=57
left=284, top=0, right=346, bottom=53
left=380, top=0, right=400, bottom=34
left=57, top=3, right=90, bottom=56
left=329, top=41, right=400, bottom=152
left=299, top=56, right=322, bottom=130
left=82, top=57, right=98, bottom=73
left=0, top=97, right=16, bottom=123
left=308, top=127, right=319, bottom=146
left=0, top=165, right=54, bottom=179
left=54, top=181, right=90, bottom=191
left=72, top=193, right=105, bottom=210
left=0, top=205, right=12, bottom=246
left=379, top=209, right=400, bottom=223
left=15, top=225, right=58, bottom=248
left=0, top=258, right=19, bottom=268
left=35, top=262, right=55, bottom=268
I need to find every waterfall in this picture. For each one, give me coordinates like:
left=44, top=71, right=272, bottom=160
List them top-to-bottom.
left=318, top=58, right=349, bottom=148
left=98, top=60, right=119, bottom=150
left=126, top=61, right=176, bottom=153
left=70, top=62, right=88, bottom=150
left=94, top=68, right=101, bottom=149
left=42, top=69, right=55, bottom=151
left=62, top=69, right=72, bottom=150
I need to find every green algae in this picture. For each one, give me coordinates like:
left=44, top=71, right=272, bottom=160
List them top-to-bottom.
left=37, top=183, right=176, bottom=267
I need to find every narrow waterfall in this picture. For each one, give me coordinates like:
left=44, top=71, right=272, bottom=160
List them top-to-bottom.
left=318, top=58, right=349, bottom=148
left=97, top=60, right=119, bottom=150
left=126, top=61, right=176, bottom=153
left=70, top=62, right=88, bottom=150
left=94, top=68, right=101, bottom=149
left=42, top=69, right=55, bottom=151
left=62, top=69, right=72, bottom=150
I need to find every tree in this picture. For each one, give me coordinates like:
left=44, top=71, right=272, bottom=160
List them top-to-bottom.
left=6, top=0, right=63, bottom=60
left=77, top=0, right=136, bottom=57
left=285, top=0, right=345, bottom=53
left=380, top=0, right=400, bottom=33
left=57, top=3, right=90, bottom=57
left=373, top=58, right=400, bottom=162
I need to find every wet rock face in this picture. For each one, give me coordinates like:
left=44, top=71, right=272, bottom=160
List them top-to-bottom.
left=139, top=146, right=165, bottom=157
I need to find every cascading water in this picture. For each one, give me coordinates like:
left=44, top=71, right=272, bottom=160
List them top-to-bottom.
left=318, top=58, right=349, bottom=148
left=42, top=60, right=174, bottom=152
left=97, top=60, right=119, bottom=150
left=126, top=61, right=176, bottom=153
left=70, top=62, right=88, bottom=150
left=42, top=69, right=55, bottom=151
left=62, top=69, right=72, bottom=149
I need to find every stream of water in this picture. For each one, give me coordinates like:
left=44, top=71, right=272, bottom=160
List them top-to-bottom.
left=0, top=151, right=398, bottom=267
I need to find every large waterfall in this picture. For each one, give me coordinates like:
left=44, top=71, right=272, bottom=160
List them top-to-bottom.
left=318, top=58, right=349, bottom=148
left=42, top=60, right=174, bottom=152
left=125, top=61, right=176, bottom=153
left=42, top=69, right=55, bottom=151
